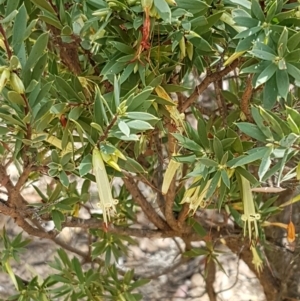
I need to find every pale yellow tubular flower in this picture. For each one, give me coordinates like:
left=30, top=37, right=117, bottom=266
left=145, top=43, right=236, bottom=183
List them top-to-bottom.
left=155, top=85, right=186, bottom=134
left=93, top=147, right=118, bottom=225
left=162, top=156, right=181, bottom=195
left=180, top=176, right=202, bottom=205
left=240, top=176, right=261, bottom=240
left=180, top=177, right=212, bottom=214
left=191, top=179, right=212, bottom=211
left=181, top=185, right=197, bottom=204
left=188, top=186, right=201, bottom=213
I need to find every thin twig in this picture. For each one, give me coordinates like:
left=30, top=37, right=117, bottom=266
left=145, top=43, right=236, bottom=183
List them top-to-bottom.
left=99, top=114, right=118, bottom=143
left=63, top=217, right=206, bottom=241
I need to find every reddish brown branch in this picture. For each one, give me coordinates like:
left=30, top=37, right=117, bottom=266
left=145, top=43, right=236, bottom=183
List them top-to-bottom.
left=0, top=24, right=12, bottom=59
left=179, top=60, right=240, bottom=113
left=241, top=74, right=254, bottom=121
left=99, top=114, right=118, bottom=143
left=123, top=176, right=170, bottom=230
left=164, top=177, right=180, bottom=231
left=178, top=203, right=190, bottom=228
left=205, top=259, right=217, bottom=301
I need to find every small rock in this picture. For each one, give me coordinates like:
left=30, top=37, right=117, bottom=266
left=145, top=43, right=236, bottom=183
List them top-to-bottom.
left=190, top=273, right=205, bottom=288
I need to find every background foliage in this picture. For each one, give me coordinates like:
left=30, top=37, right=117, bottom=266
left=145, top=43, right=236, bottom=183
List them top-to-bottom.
left=0, top=0, right=300, bottom=300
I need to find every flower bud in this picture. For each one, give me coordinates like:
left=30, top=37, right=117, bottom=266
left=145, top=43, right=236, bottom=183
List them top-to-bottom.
left=0, top=68, right=10, bottom=93
left=10, top=72, right=25, bottom=94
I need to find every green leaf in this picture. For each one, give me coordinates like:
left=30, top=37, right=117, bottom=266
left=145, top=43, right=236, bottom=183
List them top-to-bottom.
left=30, top=0, right=56, bottom=13
left=176, top=0, right=208, bottom=12
left=251, top=0, right=265, bottom=22
left=266, top=0, right=278, bottom=22
left=12, top=4, right=27, bottom=55
left=39, top=14, right=62, bottom=29
left=234, top=17, right=259, bottom=28
left=235, top=26, right=261, bottom=39
left=277, top=27, right=288, bottom=57
left=287, top=31, right=300, bottom=51
left=23, top=32, right=49, bottom=82
left=187, top=36, right=213, bottom=52
left=110, top=41, right=134, bottom=54
left=250, top=49, right=276, bottom=61
left=285, top=50, right=300, bottom=63
left=32, top=53, right=48, bottom=82
left=255, top=62, right=277, bottom=88
left=120, top=63, right=135, bottom=84
left=287, top=63, right=300, bottom=81
left=276, top=69, right=289, bottom=99
left=147, top=74, right=164, bottom=87
left=263, top=74, right=277, bottom=109
left=55, top=76, right=83, bottom=102
left=30, top=81, right=53, bottom=108
left=127, top=87, right=153, bottom=111
left=94, top=88, right=108, bottom=127
left=221, top=90, right=239, bottom=105
left=7, top=91, right=26, bottom=106
left=286, top=106, right=300, bottom=128
left=66, top=107, right=81, bottom=121
left=251, top=107, right=273, bottom=138
left=259, top=107, right=284, bottom=138
left=125, top=112, right=158, bottom=121
left=0, top=113, right=25, bottom=127
left=287, top=115, right=299, bottom=134
left=197, top=118, right=209, bottom=149
left=118, top=120, right=130, bottom=136
left=126, top=120, right=153, bottom=131
left=236, top=123, right=266, bottom=142
left=0, top=126, right=10, bottom=135
left=173, top=133, right=202, bottom=152
left=279, top=134, right=298, bottom=149
left=213, top=136, right=223, bottom=162
left=228, top=147, right=267, bottom=167
left=258, top=147, right=273, bottom=181
left=172, top=154, right=196, bottom=164
left=79, top=155, right=92, bottom=177
left=119, top=156, right=145, bottom=173
left=198, top=158, right=218, bottom=167
left=235, top=167, right=258, bottom=185
left=59, top=170, right=69, bottom=187
left=221, top=170, right=230, bottom=188
left=205, top=171, right=221, bottom=199
left=51, top=210, right=64, bottom=231
left=190, top=218, right=207, bottom=236
left=72, top=257, right=84, bottom=283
